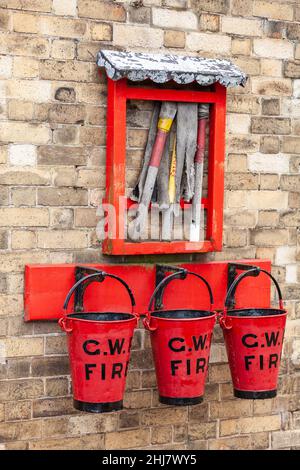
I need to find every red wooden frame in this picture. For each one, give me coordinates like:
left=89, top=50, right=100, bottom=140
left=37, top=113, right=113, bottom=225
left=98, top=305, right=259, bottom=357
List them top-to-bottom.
left=102, top=77, right=227, bottom=255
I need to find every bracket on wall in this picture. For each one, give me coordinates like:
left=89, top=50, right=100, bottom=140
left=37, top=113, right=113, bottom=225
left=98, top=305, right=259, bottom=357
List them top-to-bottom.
left=227, top=262, right=260, bottom=309
left=154, top=264, right=187, bottom=310
left=74, top=266, right=105, bottom=313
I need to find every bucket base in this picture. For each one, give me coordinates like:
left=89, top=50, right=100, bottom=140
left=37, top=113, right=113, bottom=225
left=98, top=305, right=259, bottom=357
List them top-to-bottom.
left=234, top=389, right=277, bottom=400
left=159, top=395, right=203, bottom=406
left=73, top=399, right=123, bottom=413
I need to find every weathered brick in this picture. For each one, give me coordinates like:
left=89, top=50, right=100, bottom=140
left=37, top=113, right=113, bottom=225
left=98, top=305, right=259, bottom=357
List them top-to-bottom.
left=0, top=0, right=52, bottom=12
left=53, top=0, right=77, bottom=16
left=78, top=0, right=126, bottom=21
left=190, top=0, right=229, bottom=15
left=231, top=0, right=252, bottom=16
left=253, top=1, right=293, bottom=21
left=0, top=7, right=10, bottom=29
left=153, top=8, right=197, bottom=30
left=13, top=12, right=38, bottom=33
left=40, top=17, right=86, bottom=39
left=222, top=17, right=262, bottom=37
left=90, top=22, right=112, bottom=41
left=113, top=24, right=163, bottom=48
left=164, top=30, right=185, bottom=48
left=187, top=32, right=231, bottom=54
left=0, top=33, right=50, bottom=58
left=231, top=38, right=251, bottom=56
left=254, top=38, right=293, bottom=59
left=51, top=40, right=76, bottom=60
left=0, top=55, right=11, bottom=78
left=13, top=56, right=39, bottom=78
left=260, top=59, right=282, bottom=78
left=40, top=60, right=90, bottom=82
left=284, top=61, right=300, bottom=79
left=252, top=78, right=292, bottom=96
left=227, top=95, right=260, bottom=114
left=262, top=98, right=280, bottom=116
left=8, top=100, right=34, bottom=121
left=35, top=103, right=85, bottom=124
left=251, top=117, right=290, bottom=135
left=0, top=122, right=50, bottom=144
left=53, top=126, right=79, bottom=145
left=227, top=135, right=260, bottom=153
left=260, top=136, right=279, bottom=154
left=282, top=137, right=300, bottom=154
left=38, top=146, right=87, bottom=166
left=226, top=173, right=259, bottom=190
left=281, top=175, right=300, bottom=192
left=11, top=187, right=36, bottom=206
left=38, top=187, right=88, bottom=206
left=247, top=190, right=288, bottom=209
left=0, top=207, right=49, bottom=227
left=257, top=210, right=279, bottom=227
left=250, top=228, right=288, bottom=246
left=37, top=230, right=88, bottom=249
left=11, top=231, right=36, bottom=249
left=0, top=336, right=43, bottom=357
left=45, top=377, right=68, bottom=397
left=0, top=378, right=44, bottom=401
left=33, top=397, right=75, bottom=418
left=5, top=401, right=32, bottom=421
left=220, top=415, right=281, bottom=436
left=0, top=420, right=42, bottom=441
left=188, top=422, right=217, bottom=440
left=105, top=429, right=150, bottom=450
left=209, top=436, right=252, bottom=450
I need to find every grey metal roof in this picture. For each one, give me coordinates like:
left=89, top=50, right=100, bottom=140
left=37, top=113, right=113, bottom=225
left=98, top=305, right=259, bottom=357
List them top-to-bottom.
left=97, top=49, right=247, bottom=88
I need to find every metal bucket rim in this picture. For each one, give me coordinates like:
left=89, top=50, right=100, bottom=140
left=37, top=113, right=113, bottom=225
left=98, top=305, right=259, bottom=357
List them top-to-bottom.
left=226, top=307, right=287, bottom=318
left=150, top=309, right=216, bottom=321
left=66, top=311, right=137, bottom=323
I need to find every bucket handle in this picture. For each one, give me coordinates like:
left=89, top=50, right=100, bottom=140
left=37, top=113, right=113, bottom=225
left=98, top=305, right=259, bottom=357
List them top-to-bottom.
left=220, top=267, right=285, bottom=330
left=144, top=270, right=214, bottom=331
left=59, top=271, right=137, bottom=333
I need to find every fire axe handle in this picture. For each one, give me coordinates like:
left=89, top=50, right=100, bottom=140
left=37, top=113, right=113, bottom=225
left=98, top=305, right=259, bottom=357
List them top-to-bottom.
left=130, top=103, right=177, bottom=241
left=189, top=117, right=208, bottom=242
left=130, top=130, right=169, bottom=241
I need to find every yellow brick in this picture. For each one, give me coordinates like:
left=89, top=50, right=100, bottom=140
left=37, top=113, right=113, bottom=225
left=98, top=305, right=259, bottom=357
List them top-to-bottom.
left=0, top=0, right=52, bottom=12
left=78, top=0, right=126, bottom=21
left=253, top=1, right=293, bottom=21
left=13, top=12, right=39, bottom=33
left=40, top=17, right=87, bottom=39
left=90, top=22, right=112, bottom=41
left=113, top=24, right=163, bottom=48
left=164, top=30, right=185, bottom=48
left=0, top=33, right=50, bottom=58
left=231, top=38, right=251, bottom=56
left=51, top=40, right=76, bottom=60
left=13, top=57, right=39, bottom=78
left=260, top=59, right=283, bottom=78
left=8, top=100, right=34, bottom=121
left=0, top=122, right=50, bottom=144
left=0, top=208, right=49, bottom=227
left=37, top=230, right=88, bottom=249
left=11, top=231, right=36, bottom=249
left=0, top=251, right=49, bottom=273
left=0, top=295, right=23, bottom=315
left=0, top=337, right=43, bottom=357
left=220, top=415, right=281, bottom=436
left=105, top=429, right=150, bottom=450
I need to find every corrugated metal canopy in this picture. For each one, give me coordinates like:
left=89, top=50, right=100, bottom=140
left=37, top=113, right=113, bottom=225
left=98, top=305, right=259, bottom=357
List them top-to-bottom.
left=97, top=49, right=247, bottom=88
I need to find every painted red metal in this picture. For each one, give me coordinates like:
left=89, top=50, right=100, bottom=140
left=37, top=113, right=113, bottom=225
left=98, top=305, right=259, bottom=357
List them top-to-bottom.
left=101, top=76, right=227, bottom=255
left=24, top=260, right=271, bottom=321
left=220, top=269, right=287, bottom=399
left=144, top=271, right=216, bottom=405
left=59, top=272, right=138, bottom=412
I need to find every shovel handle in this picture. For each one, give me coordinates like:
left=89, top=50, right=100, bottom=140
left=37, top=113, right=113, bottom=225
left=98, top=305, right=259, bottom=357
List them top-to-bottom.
left=224, top=267, right=284, bottom=314
left=62, top=271, right=136, bottom=314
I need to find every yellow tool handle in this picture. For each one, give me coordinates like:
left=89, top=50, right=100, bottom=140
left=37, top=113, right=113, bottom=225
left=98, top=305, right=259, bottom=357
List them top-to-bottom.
left=158, top=117, right=173, bottom=133
left=168, top=136, right=177, bottom=204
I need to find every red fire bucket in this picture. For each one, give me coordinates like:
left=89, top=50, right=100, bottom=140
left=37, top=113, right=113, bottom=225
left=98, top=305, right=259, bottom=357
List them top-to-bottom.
left=219, top=268, right=287, bottom=399
left=144, top=270, right=216, bottom=405
left=59, top=271, right=138, bottom=413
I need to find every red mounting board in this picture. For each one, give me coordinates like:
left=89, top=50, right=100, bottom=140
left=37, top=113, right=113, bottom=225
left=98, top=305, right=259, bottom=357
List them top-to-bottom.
left=102, top=77, right=227, bottom=255
left=24, top=260, right=271, bottom=322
